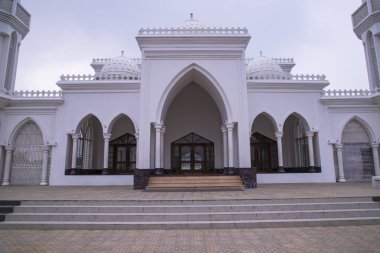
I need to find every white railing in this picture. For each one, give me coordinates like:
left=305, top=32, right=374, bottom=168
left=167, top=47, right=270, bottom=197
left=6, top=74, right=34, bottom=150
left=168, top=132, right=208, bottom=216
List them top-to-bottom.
left=352, top=2, right=369, bottom=27
left=138, top=27, right=248, bottom=35
left=92, top=57, right=141, bottom=64
left=92, top=58, right=111, bottom=64
left=272, top=58, right=294, bottom=64
left=60, top=74, right=141, bottom=81
left=247, top=74, right=326, bottom=81
left=322, top=88, right=380, bottom=97
left=11, top=90, right=62, bottom=98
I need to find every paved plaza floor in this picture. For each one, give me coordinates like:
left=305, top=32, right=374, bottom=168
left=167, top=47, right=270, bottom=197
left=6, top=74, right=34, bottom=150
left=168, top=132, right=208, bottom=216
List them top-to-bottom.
left=0, top=182, right=380, bottom=253
left=0, top=182, right=379, bottom=201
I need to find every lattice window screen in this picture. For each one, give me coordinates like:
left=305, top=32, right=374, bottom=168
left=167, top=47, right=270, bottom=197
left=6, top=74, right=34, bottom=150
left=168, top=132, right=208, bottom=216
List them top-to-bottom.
left=76, top=119, right=93, bottom=169
left=295, top=119, right=309, bottom=167
left=342, top=120, right=370, bottom=143
left=10, top=121, right=44, bottom=185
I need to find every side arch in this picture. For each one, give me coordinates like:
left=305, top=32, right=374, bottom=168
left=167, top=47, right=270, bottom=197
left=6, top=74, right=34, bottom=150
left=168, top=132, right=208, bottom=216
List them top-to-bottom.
left=156, top=63, right=232, bottom=122
left=250, top=112, right=279, bottom=133
left=282, top=112, right=311, bottom=132
left=74, top=113, right=102, bottom=134
left=107, top=113, right=137, bottom=135
left=339, top=116, right=376, bottom=143
left=8, top=117, right=46, bottom=145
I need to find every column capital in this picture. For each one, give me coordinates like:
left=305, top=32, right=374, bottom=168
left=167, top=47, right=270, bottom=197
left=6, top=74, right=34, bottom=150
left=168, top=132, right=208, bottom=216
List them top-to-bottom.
left=154, top=122, right=164, bottom=130
left=225, top=122, right=235, bottom=130
left=221, top=125, right=227, bottom=133
left=160, top=126, right=166, bottom=134
left=134, top=131, right=139, bottom=140
left=306, top=131, right=314, bottom=138
left=275, top=132, right=283, bottom=138
left=71, top=133, right=80, bottom=139
left=103, top=133, right=112, bottom=140
left=334, top=143, right=343, bottom=149
left=371, top=143, right=379, bottom=149
left=5, top=146, right=14, bottom=151
left=41, top=146, right=50, bottom=152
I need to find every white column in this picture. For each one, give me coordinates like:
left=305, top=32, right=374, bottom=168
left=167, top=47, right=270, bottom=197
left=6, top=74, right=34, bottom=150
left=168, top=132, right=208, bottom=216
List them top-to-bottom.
left=154, top=122, right=163, bottom=169
left=226, top=123, right=235, bottom=169
left=221, top=126, right=228, bottom=168
left=160, top=127, right=165, bottom=169
left=134, top=131, right=139, bottom=169
left=275, top=132, right=284, bottom=172
left=306, top=132, right=315, bottom=171
left=102, top=133, right=111, bottom=174
left=71, top=134, right=80, bottom=169
left=371, top=143, right=380, bottom=176
left=335, top=144, right=346, bottom=183
left=1, top=146, right=13, bottom=186
left=40, top=146, right=50, bottom=186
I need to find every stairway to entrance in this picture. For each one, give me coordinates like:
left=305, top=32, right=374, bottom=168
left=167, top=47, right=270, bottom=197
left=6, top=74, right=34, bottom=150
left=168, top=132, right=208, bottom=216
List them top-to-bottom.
left=146, top=175, right=244, bottom=191
left=0, top=197, right=379, bottom=230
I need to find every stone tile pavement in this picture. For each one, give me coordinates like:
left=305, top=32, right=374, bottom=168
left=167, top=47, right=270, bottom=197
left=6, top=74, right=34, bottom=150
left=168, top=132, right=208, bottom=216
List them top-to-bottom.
left=0, top=182, right=379, bottom=201
left=0, top=226, right=380, bottom=253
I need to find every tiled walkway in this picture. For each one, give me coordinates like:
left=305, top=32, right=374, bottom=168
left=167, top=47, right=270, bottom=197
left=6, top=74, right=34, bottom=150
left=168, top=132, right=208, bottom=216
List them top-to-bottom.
left=0, top=182, right=380, bottom=253
left=0, top=182, right=379, bottom=201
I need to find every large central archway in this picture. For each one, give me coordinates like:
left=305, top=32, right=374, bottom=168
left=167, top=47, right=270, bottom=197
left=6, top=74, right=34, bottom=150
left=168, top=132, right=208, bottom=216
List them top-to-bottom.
left=159, top=65, right=230, bottom=173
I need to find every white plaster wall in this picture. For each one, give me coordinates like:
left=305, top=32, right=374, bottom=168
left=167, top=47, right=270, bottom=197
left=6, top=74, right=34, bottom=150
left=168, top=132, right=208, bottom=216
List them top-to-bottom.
left=164, top=83, right=223, bottom=169
left=49, top=90, right=140, bottom=185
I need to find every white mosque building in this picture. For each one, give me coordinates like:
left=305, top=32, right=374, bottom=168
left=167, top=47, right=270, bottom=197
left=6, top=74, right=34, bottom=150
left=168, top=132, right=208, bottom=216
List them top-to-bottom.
left=0, top=0, right=379, bottom=189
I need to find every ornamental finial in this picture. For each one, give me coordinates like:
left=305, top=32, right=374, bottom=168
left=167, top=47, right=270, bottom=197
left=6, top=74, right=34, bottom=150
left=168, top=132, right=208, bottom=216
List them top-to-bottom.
left=190, top=13, right=193, bottom=20
left=121, top=51, right=124, bottom=56
left=260, top=51, right=263, bottom=57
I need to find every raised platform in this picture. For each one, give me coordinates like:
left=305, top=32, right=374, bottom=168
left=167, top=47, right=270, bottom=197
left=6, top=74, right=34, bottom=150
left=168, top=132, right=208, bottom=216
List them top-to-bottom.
left=146, top=175, right=244, bottom=191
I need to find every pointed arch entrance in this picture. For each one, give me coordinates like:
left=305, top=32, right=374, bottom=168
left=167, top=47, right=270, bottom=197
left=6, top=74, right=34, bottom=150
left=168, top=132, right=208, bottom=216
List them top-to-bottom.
left=155, top=65, right=232, bottom=174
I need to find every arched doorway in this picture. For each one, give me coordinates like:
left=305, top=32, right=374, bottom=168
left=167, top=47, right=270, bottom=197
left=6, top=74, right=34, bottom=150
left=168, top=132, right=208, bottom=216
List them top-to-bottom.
left=164, top=83, right=223, bottom=173
left=250, top=113, right=278, bottom=173
left=107, top=114, right=136, bottom=174
left=342, top=119, right=374, bottom=181
left=10, top=120, right=44, bottom=185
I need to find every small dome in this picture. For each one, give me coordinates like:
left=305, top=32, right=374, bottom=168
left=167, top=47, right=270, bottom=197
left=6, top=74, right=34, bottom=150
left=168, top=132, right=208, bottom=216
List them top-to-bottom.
left=178, top=13, right=209, bottom=30
left=98, top=53, right=140, bottom=80
left=246, top=56, right=284, bottom=79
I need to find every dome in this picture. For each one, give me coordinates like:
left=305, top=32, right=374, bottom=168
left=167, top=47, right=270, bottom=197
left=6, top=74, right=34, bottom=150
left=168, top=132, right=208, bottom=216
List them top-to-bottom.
left=177, top=13, right=209, bottom=30
left=98, top=53, right=140, bottom=80
left=246, top=56, right=284, bottom=79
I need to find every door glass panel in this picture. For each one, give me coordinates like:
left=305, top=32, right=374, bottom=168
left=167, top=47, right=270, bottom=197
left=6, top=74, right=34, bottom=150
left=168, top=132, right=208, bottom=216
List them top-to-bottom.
left=129, top=146, right=136, bottom=162
left=181, top=146, right=191, bottom=171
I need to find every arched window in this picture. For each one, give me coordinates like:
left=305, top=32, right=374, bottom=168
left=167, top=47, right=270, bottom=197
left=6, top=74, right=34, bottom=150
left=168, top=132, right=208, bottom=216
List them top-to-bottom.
left=368, top=33, right=380, bottom=88
left=76, top=119, right=93, bottom=169
left=295, top=119, right=309, bottom=167
left=10, top=120, right=44, bottom=185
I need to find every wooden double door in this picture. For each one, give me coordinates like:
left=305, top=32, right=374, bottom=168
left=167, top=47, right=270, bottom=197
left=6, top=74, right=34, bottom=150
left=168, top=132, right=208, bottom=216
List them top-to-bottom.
left=112, top=144, right=136, bottom=173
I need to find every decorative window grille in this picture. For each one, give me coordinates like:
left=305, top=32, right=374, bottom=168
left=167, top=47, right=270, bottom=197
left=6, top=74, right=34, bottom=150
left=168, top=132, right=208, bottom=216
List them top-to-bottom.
left=369, top=33, right=380, bottom=88
left=76, top=119, right=93, bottom=169
left=295, top=119, right=309, bottom=167
left=342, top=119, right=374, bottom=181
left=10, top=120, right=44, bottom=185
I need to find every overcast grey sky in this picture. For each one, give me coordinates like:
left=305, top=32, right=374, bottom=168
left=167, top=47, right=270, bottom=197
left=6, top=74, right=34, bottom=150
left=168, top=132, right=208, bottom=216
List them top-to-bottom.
left=16, top=0, right=367, bottom=91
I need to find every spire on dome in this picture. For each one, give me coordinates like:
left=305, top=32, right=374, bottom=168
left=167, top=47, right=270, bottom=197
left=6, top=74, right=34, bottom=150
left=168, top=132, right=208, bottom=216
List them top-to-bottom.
left=190, top=13, right=194, bottom=20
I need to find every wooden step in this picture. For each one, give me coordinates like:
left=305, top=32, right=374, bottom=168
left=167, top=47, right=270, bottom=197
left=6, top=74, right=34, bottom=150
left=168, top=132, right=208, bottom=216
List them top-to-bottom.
left=146, top=176, right=244, bottom=191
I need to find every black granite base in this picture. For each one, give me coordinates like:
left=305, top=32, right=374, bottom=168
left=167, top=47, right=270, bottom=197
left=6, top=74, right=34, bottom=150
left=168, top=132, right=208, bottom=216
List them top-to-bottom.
left=239, top=167, right=257, bottom=188
left=154, top=168, right=164, bottom=176
left=133, top=169, right=152, bottom=190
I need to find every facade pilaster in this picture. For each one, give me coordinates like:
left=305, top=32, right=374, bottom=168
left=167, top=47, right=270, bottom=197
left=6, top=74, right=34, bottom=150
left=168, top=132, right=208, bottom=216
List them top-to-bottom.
left=1, top=146, right=14, bottom=186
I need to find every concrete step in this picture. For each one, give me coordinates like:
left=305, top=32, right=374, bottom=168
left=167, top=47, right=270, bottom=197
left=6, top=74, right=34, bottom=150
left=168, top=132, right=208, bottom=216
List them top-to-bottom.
left=12, top=202, right=380, bottom=213
left=5, top=209, right=380, bottom=222
left=1, top=217, right=380, bottom=230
